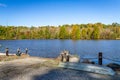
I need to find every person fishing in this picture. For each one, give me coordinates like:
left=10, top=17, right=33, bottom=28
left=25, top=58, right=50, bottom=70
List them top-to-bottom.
left=5, top=48, right=9, bottom=56
left=16, top=48, right=21, bottom=56
left=25, top=48, right=28, bottom=54
left=60, top=50, right=70, bottom=62
left=60, top=51, right=64, bottom=62
left=66, top=51, right=70, bottom=62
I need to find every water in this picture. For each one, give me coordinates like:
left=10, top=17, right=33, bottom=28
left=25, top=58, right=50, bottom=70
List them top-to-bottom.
left=0, top=40, right=120, bottom=64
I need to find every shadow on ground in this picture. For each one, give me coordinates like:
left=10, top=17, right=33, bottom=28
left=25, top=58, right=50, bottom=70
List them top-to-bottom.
left=0, top=64, right=29, bottom=80
left=32, top=68, right=120, bottom=80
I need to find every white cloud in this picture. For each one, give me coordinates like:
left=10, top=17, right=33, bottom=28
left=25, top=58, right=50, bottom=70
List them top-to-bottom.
left=0, top=3, right=7, bottom=7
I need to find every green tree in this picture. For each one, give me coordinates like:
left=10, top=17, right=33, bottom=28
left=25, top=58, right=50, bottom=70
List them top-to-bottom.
left=71, top=25, right=80, bottom=39
left=0, top=26, right=6, bottom=39
left=59, top=26, right=67, bottom=39
left=91, top=26, right=100, bottom=39
left=45, top=27, right=51, bottom=39
left=81, top=28, right=87, bottom=39
left=87, top=28, right=93, bottom=39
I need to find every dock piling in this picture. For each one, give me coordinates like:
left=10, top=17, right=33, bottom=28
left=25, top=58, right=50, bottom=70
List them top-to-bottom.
left=98, top=52, right=102, bottom=65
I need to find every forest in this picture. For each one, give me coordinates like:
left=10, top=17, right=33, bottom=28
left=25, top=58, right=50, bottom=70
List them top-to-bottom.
left=0, top=23, right=120, bottom=40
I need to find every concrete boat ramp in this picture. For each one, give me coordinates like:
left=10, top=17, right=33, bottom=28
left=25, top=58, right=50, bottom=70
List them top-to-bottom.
left=58, top=62, right=116, bottom=76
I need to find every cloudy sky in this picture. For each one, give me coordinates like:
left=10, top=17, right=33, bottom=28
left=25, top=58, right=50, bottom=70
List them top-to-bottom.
left=0, top=0, right=120, bottom=26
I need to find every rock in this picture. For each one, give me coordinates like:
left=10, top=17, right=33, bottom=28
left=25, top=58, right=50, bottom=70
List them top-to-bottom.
left=69, top=56, right=80, bottom=63
left=82, top=59, right=95, bottom=64
left=107, top=63, right=120, bottom=71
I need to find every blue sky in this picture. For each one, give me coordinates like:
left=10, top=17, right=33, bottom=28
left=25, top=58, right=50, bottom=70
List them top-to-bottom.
left=0, top=0, right=120, bottom=26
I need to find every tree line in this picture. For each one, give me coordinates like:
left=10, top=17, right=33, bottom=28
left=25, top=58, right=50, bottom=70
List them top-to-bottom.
left=0, top=23, right=120, bottom=40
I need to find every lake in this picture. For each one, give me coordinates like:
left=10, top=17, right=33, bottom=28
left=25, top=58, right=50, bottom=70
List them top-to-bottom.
left=0, top=40, right=120, bottom=64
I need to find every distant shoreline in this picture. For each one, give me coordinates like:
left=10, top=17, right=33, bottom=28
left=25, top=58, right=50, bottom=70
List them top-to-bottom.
left=0, top=23, right=120, bottom=40
left=0, top=39, right=120, bottom=40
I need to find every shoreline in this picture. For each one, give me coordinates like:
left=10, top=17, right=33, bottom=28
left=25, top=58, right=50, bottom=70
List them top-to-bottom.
left=0, top=39, right=120, bottom=40
left=0, top=53, right=16, bottom=56
left=0, top=55, right=120, bottom=80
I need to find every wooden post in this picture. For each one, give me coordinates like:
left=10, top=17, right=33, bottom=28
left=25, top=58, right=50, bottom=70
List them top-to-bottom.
left=98, top=52, right=102, bottom=65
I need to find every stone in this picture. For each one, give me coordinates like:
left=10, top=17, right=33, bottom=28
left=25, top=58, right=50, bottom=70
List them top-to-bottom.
left=69, top=56, right=80, bottom=63
left=82, top=59, right=95, bottom=64
left=107, top=63, right=120, bottom=71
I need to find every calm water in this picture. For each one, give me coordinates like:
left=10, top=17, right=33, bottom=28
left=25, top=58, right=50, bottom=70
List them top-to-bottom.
left=0, top=40, right=120, bottom=64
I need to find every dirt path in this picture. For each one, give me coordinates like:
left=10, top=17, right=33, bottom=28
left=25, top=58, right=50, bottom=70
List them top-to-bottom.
left=0, top=57, right=120, bottom=80
left=0, top=57, right=56, bottom=80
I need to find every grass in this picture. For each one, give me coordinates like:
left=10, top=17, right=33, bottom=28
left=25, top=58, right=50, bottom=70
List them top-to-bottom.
left=0, top=54, right=29, bottom=62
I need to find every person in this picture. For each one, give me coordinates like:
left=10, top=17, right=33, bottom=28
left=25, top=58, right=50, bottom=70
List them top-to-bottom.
left=6, top=48, right=9, bottom=56
left=16, top=48, right=21, bottom=56
left=17, top=48, right=20, bottom=53
left=25, top=48, right=28, bottom=54
left=63, top=50, right=70, bottom=62
left=60, top=52, right=64, bottom=62
left=66, top=52, right=70, bottom=62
